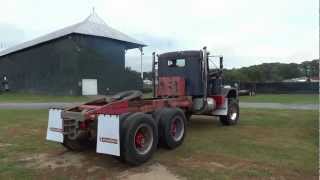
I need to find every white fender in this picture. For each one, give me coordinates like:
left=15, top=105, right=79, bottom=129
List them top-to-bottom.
left=46, top=109, right=64, bottom=143
left=96, top=114, right=120, bottom=156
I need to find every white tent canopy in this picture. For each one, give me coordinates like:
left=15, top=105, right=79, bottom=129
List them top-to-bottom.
left=0, top=12, right=145, bottom=57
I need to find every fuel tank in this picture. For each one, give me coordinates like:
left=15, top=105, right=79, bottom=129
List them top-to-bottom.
left=192, top=97, right=216, bottom=115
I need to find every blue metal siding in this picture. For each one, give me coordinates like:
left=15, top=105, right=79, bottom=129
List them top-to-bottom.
left=0, top=34, right=142, bottom=95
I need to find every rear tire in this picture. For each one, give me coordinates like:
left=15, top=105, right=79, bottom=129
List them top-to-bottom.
left=220, top=98, right=239, bottom=125
left=159, top=108, right=186, bottom=149
left=116, top=113, right=134, bottom=161
left=120, top=113, right=158, bottom=165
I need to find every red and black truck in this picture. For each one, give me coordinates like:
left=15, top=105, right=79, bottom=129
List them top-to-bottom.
left=46, top=47, right=239, bottom=165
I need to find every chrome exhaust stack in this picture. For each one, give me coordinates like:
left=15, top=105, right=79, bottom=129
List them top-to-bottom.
left=193, top=46, right=214, bottom=114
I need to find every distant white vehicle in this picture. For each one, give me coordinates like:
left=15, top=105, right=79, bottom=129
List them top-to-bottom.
left=282, top=76, right=308, bottom=82
left=143, top=79, right=152, bottom=85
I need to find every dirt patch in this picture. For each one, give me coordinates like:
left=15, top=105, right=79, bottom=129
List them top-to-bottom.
left=6, top=127, right=19, bottom=136
left=0, top=143, right=12, bottom=148
left=19, top=151, right=85, bottom=169
left=177, top=153, right=250, bottom=169
left=177, top=155, right=231, bottom=173
left=118, top=163, right=182, bottom=180
left=87, top=166, right=104, bottom=173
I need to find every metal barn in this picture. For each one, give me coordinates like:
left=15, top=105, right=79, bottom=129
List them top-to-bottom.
left=0, top=12, right=145, bottom=95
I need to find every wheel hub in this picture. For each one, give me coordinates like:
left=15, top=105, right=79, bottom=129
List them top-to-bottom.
left=229, top=106, right=238, bottom=121
left=230, top=112, right=237, bottom=120
left=170, top=116, right=184, bottom=142
left=171, top=120, right=177, bottom=137
left=133, top=124, right=153, bottom=155
left=135, top=131, right=145, bottom=148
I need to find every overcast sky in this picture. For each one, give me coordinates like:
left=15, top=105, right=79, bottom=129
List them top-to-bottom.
left=0, top=0, right=318, bottom=71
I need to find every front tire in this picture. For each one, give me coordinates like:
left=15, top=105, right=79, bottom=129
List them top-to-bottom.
left=220, top=98, right=239, bottom=125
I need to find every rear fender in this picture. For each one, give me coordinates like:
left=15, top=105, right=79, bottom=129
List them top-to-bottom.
left=46, top=109, right=64, bottom=143
left=96, top=114, right=120, bottom=156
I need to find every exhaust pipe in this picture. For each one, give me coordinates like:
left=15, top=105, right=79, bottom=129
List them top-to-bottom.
left=194, top=46, right=209, bottom=114
left=202, top=46, right=208, bottom=100
left=152, top=52, right=156, bottom=98
left=219, top=56, right=223, bottom=70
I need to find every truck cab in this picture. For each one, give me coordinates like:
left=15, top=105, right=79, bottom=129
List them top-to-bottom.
left=154, top=47, right=238, bottom=115
left=157, top=50, right=204, bottom=96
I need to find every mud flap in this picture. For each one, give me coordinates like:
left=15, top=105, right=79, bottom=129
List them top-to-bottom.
left=212, top=98, right=228, bottom=116
left=46, top=109, right=64, bottom=143
left=96, top=115, right=120, bottom=156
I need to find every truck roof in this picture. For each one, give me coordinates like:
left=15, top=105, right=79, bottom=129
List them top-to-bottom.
left=158, top=50, right=202, bottom=60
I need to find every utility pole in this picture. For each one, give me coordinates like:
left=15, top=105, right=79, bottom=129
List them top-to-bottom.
left=139, top=47, right=144, bottom=80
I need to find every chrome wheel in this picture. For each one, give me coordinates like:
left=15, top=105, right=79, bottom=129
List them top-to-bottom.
left=229, top=105, right=238, bottom=121
left=170, top=116, right=185, bottom=142
left=134, top=124, right=153, bottom=155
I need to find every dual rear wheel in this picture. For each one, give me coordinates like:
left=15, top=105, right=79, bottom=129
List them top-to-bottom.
left=120, top=108, right=186, bottom=165
left=157, top=108, right=186, bottom=149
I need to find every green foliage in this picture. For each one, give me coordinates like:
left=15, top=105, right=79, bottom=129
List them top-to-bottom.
left=223, top=59, right=319, bottom=82
left=301, top=59, right=320, bottom=78
left=121, top=67, right=143, bottom=91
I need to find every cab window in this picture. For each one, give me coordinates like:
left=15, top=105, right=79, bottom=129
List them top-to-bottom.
left=168, top=59, right=185, bottom=67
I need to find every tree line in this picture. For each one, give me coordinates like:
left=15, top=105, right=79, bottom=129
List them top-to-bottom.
left=223, top=59, right=319, bottom=82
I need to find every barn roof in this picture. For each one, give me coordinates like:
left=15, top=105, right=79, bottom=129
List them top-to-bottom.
left=0, top=12, right=146, bottom=57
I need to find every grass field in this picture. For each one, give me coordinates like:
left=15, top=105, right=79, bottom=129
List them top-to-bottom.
left=0, top=92, right=89, bottom=103
left=240, top=94, right=318, bottom=104
left=0, top=108, right=318, bottom=179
